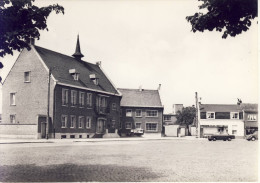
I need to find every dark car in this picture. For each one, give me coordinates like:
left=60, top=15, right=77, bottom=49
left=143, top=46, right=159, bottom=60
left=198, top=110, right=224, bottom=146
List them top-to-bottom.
left=246, top=131, right=258, bottom=141
left=208, top=134, right=235, bottom=141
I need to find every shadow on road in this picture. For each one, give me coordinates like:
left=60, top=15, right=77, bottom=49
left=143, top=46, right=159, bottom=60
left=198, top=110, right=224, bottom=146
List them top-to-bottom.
left=0, top=163, right=161, bottom=182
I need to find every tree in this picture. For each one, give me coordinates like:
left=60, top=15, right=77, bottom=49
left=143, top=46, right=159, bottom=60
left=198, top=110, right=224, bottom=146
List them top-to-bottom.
left=186, top=0, right=257, bottom=38
left=176, top=106, right=196, bottom=135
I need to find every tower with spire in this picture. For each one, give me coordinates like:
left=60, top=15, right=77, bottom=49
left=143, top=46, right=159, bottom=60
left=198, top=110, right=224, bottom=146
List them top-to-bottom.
left=72, top=34, right=84, bottom=61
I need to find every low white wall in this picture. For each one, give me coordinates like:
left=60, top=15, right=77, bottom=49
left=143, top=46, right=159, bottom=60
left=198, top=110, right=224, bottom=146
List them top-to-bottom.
left=0, top=124, right=37, bottom=139
left=165, top=125, right=179, bottom=137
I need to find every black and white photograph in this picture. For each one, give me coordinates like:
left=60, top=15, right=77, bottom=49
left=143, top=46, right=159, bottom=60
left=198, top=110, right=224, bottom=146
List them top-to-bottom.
left=0, top=0, right=258, bottom=182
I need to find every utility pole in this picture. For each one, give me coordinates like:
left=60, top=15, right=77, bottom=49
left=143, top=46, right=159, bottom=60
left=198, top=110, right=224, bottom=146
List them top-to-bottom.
left=46, top=68, right=51, bottom=139
left=195, top=92, right=200, bottom=138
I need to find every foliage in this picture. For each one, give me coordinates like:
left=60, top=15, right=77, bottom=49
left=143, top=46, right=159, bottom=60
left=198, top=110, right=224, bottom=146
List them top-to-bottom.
left=0, top=0, right=64, bottom=58
left=186, top=0, right=257, bottom=38
left=176, top=106, right=196, bottom=126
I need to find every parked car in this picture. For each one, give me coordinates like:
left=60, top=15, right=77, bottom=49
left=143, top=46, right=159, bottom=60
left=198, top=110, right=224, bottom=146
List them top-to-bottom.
left=126, top=128, right=144, bottom=137
left=246, top=131, right=258, bottom=141
left=208, top=134, right=235, bottom=141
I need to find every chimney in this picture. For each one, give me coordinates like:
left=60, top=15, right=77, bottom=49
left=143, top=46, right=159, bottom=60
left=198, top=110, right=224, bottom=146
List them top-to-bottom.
left=96, top=61, right=102, bottom=67
left=157, top=84, right=161, bottom=91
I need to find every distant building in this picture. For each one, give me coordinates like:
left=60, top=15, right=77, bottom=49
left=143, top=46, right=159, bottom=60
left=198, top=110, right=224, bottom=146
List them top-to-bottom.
left=0, top=36, right=122, bottom=139
left=118, top=87, right=164, bottom=137
left=199, top=103, right=258, bottom=138
left=172, top=104, right=183, bottom=115
left=163, top=114, right=177, bottom=125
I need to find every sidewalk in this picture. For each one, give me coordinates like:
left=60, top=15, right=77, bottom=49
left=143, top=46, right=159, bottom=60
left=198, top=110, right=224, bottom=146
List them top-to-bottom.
left=0, top=136, right=205, bottom=144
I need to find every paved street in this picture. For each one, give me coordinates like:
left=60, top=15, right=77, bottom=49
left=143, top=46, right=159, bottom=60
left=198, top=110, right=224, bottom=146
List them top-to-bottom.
left=0, top=138, right=258, bottom=182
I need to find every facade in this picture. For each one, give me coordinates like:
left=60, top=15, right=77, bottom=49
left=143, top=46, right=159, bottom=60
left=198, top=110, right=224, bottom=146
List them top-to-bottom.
left=0, top=37, right=121, bottom=139
left=118, top=88, right=164, bottom=137
left=241, top=103, right=258, bottom=135
left=199, top=104, right=245, bottom=138
left=163, top=114, right=177, bottom=125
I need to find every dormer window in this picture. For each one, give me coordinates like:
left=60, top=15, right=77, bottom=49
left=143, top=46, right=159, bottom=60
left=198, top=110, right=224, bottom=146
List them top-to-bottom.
left=69, top=69, right=79, bottom=81
left=89, top=74, right=99, bottom=85
left=206, top=112, right=215, bottom=119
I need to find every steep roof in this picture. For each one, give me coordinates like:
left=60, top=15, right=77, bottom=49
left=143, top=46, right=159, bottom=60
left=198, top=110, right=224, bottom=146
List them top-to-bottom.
left=34, top=45, right=119, bottom=95
left=118, top=88, right=163, bottom=108
left=200, top=103, right=258, bottom=113
left=200, top=104, right=243, bottom=112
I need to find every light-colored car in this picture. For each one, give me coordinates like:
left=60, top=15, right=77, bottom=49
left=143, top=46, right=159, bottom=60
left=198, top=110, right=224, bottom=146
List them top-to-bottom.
left=246, top=131, right=258, bottom=141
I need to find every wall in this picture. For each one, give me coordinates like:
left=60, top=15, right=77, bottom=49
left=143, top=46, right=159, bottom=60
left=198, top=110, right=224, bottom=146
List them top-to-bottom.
left=1, top=47, right=55, bottom=138
left=53, top=85, right=121, bottom=138
left=120, top=107, right=163, bottom=135
left=0, top=124, right=37, bottom=139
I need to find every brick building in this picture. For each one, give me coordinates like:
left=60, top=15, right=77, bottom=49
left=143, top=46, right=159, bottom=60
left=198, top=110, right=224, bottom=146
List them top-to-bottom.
left=0, top=36, right=122, bottom=139
left=118, top=87, right=163, bottom=137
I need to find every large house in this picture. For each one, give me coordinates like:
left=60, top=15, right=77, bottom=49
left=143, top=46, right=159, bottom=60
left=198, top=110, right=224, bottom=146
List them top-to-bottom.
left=0, top=36, right=122, bottom=139
left=118, top=87, right=164, bottom=137
left=198, top=103, right=258, bottom=138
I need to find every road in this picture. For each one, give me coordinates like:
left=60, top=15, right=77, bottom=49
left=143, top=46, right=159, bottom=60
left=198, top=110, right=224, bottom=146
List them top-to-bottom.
left=0, top=139, right=258, bottom=182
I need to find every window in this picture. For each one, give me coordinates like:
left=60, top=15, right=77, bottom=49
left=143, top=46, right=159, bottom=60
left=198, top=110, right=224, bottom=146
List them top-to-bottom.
left=24, top=71, right=31, bottom=82
left=72, top=73, right=79, bottom=81
left=62, top=89, right=68, bottom=106
left=71, top=90, right=77, bottom=106
left=79, top=92, right=85, bottom=107
left=10, top=93, right=16, bottom=106
left=86, top=93, right=92, bottom=107
left=112, top=103, right=116, bottom=110
left=126, top=109, right=132, bottom=117
left=136, top=110, right=142, bottom=117
left=146, top=110, right=158, bottom=117
left=206, top=112, right=215, bottom=119
left=230, top=112, right=239, bottom=119
left=247, top=114, right=257, bottom=121
left=10, top=115, right=16, bottom=123
left=61, top=115, right=68, bottom=128
left=70, top=115, right=76, bottom=128
left=78, top=116, right=84, bottom=128
left=86, top=116, right=92, bottom=129
left=164, top=116, right=171, bottom=121
left=125, top=122, right=132, bottom=129
left=135, top=122, right=142, bottom=129
left=146, top=123, right=158, bottom=131
left=232, top=125, right=237, bottom=135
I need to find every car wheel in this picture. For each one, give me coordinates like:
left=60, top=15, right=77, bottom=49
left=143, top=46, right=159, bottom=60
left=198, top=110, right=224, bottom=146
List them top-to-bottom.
left=213, top=137, right=216, bottom=141
left=228, top=137, right=231, bottom=141
left=251, top=137, right=256, bottom=141
left=208, top=139, right=212, bottom=141
left=223, top=139, right=226, bottom=141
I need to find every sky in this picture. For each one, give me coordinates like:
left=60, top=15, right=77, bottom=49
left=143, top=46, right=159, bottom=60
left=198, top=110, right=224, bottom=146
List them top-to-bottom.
left=0, top=0, right=258, bottom=113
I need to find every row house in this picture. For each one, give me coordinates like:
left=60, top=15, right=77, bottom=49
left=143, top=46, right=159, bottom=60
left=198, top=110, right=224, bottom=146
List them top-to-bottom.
left=0, top=36, right=121, bottom=139
left=118, top=88, right=164, bottom=137
left=198, top=103, right=258, bottom=138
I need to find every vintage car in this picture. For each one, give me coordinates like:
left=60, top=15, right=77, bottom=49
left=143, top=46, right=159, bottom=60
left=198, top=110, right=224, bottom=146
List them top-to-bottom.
left=126, top=128, right=144, bottom=137
left=246, top=131, right=258, bottom=141
left=208, top=134, right=235, bottom=141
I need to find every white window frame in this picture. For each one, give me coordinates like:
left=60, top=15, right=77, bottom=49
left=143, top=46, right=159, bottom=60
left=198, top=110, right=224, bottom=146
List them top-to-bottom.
left=24, top=71, right=31, bottom=82
left=62, top=89, right=69, bottom=106
left=71, top=90, right=77, bottom=107
left=79, top=92, right=85, bottom=107
left=10, top=93, right=16, bottom=106
left=86, top=93, right=92, bottom=108
left=112, top=103, right=116, bottom=110
left=126, top=109, right=132, bottom=117
left=135, top=109, right=142, bottom=117
left=146, top=110, right=158, bottom=117
left=206, top=112, right=215, bottom=119
left=230, top=112, right=239, bottom=119
left=10, top=114, right=16, bottom=123
left=247, top=114, right=257, bottom=121
left=61, top=115, right=68, bottom=128
left=70, top=115, right=76, bottom=128
left=78, top=116, right=84, bottom=128
left=86, top=116, right=92, bottom=129
left=125, top=122, right=132, bottom=129
left=135, top=122, right=142, bottom=129
left=145, top=122, right=158, bottom=132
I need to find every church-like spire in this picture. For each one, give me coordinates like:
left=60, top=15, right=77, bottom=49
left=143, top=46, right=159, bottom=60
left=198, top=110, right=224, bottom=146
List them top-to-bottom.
left=72, top=34, right=84, bottom=60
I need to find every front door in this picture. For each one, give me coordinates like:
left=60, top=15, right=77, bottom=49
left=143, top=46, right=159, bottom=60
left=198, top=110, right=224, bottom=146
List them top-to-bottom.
left=97, top=119, right=105, bottom=133
left=41, top=122, right=46, bottom=138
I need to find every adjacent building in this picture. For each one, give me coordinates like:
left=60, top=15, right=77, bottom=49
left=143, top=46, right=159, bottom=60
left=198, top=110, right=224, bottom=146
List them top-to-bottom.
left=0, top=36, right=122, bottom=139
left=118, top=88, right=164, bottom=137
left=241, top=103, right=258, bottom=135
